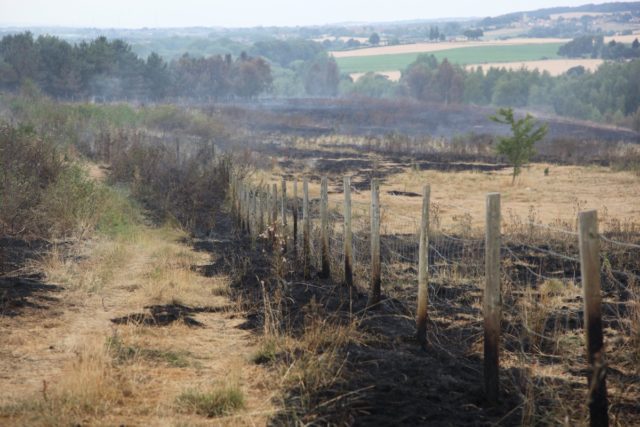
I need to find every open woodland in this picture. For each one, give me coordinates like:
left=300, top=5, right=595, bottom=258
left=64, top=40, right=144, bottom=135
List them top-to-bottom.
left=1, top=2, right=640, bottom=426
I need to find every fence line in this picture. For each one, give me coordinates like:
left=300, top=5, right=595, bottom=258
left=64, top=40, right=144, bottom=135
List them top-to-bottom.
left=230, top=171, right=639, bottom=421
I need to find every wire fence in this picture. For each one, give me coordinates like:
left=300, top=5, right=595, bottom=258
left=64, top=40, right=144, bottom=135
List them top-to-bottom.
left=230, top=171, right=640, bottom=419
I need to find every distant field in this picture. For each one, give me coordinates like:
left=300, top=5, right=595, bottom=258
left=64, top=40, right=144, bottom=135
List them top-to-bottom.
left=331, top=38, right=569, bottom=58
left=335, top=43, right=564, bottom=74
left=349, top=58, right=604, bottom=81
left=465, top=58, right=604, bottom=76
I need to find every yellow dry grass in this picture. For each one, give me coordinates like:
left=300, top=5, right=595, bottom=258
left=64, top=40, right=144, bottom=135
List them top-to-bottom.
left=605, top=33, right=640, bottom=44
left=351, top=58, right=605, bottom=81
left=465, top=58, right=605, bottom=76
left=256, top=161, right=640, bottom=233
left=0, top=223, right=278, bottom=426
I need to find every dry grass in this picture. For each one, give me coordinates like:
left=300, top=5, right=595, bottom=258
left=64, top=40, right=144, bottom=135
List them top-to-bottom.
left=352, top=58, right=606, bottom=81
left=465, top=58, right=604, bottom=76
left=243, top=143, right=639, bottom=424
left=254, top=160, right=639, bottom=234
left=382, top=162, right=640, bottom=230
left=0, top=221, right=277, bottom=426
left=249, top=273, right=364, bottom=423
left=0, top=337, right=130, bottom=427
left=175, top=385, right=245, bottom=417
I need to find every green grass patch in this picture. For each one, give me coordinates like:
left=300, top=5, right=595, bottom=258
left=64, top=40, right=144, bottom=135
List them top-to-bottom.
left=336, top=43, right=564, bottom=74
left=95, top=185, right=143, bottom=239
left=175, top=386, right=245, bottom=417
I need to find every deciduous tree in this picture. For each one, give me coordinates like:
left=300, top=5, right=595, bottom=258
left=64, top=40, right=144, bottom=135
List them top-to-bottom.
left=490, top=107, right=548, bottom=184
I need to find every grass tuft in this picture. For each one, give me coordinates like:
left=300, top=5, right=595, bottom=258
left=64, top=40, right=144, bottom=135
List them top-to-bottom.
left=251, top=338, right=279, bottom=364
left=175, top=386, right=245, bottom=417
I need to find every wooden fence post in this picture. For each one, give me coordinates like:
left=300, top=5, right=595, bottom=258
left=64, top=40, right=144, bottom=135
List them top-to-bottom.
left=229, top=174, right=236, bottom=219
left=343, top=176, right=353, bottom=287
left=320, top=177, right=330, bottom=278
left=303, top=178, right=311, bottom=279
left=368, top=178, right=381, bottom=307
left=281, top=179, right=287, bottom=251
left=281, top=179, right=287, bottom=226
left=293, top=179, right=299, bottom=256
left=236, top=181, right=244, bottom=230
left=272, top=183, right=278, bottom=225
left=272, top=183, right=278, bottom=246
left=416, top=184, right=430, bottom=347
left=243, top=185, right=248, bottom=234
left=246, top=187, right=252, bottom=235
left=267, top=187, right=272, bottom=225
left=258, top=188, right=265, bottom=234
left=247, top=190, right=256, bottom=239
left=254, top=190, right=260, bottom=240
left=484, top=192, right=501, bottom=404
left=578, top=210, right=609, bottom=427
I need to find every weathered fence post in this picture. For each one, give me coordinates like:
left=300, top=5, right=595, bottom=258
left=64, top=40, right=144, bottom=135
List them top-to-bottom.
left=229, top=173, right=236, bottom=219
left=343, top=176, right=353, bottom=287
left=320, top=177, right=330, bottom=278
left=303, top=178, right=311, bottom=279
left=368, top=178, right=381, bottom=307
left=281, top=179, right=288, bottom=248
left=281, top=179, right=287, bottom=227
left=293, top=179, right=299, bottom=256
left=237, top=182, right=242, bottom=229
left=272, top=183, right=278, bottom=225
left=272, top=183, right=278, bottom=246
left=416, top=184, right=430, bottom=347
left=242, top=185, right=248, bottom=234
left=246, top=186, right=251, bottom=235
left=267, top=186, right=272, bottom=225
left=246, top=187, right=252, bottom=236
left=258, top=188, right=265, bottom=234
left=249, top=190, right=256, bottom=240
left=254, top=190, right=260, bottom=240
left=484, top=192, right=501, bottom=404
left=578, top=210, right=609, bottom=427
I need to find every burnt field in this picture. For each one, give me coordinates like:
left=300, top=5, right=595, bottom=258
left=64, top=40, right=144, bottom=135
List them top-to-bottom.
left=214, top=98, right=640, bottom=164
left=229, top=118, right=640, bottom=425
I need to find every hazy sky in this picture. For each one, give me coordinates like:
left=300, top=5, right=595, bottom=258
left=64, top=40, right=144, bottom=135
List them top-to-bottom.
left=0, top=0, right=618, bottom=28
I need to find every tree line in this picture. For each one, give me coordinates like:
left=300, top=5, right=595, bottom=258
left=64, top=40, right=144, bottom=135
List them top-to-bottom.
left=2, top=31, right=639, bottom=129
left=0, top=32, right=272, bottom=101
left=558, top=35, right=640, bottom=60
left=347, top=54, right=640, bottom=130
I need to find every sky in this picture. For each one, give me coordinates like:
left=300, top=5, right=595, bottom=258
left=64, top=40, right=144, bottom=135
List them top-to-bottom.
left=0, top=0, right=620, bottom=28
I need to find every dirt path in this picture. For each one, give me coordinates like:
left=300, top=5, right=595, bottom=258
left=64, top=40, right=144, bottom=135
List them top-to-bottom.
left=0, top=225, right=276, bottom=425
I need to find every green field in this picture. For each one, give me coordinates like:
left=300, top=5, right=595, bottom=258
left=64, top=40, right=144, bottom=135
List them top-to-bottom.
left=335, top=43, right=563, bottom=74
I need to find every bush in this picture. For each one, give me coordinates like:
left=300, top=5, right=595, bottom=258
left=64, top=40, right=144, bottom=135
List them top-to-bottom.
left=0, top=122, right=138, bottom=240
left=0, top=123, right=63, bottom=238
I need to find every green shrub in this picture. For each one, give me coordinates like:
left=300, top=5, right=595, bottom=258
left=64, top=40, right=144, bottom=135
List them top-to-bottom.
left=0, top=122, right=141, bottom=240
left=0, top=123, right=63, bottom=237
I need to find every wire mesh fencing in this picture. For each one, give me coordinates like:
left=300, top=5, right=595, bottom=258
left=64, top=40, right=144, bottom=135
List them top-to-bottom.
left=230, top=171, right=640, bottom=420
